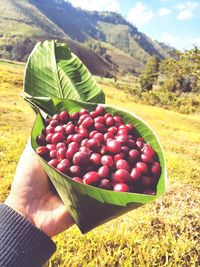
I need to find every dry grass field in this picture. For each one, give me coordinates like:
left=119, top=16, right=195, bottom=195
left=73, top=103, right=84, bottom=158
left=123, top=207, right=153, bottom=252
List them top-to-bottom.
left=0, top=61, right=199, bottom=266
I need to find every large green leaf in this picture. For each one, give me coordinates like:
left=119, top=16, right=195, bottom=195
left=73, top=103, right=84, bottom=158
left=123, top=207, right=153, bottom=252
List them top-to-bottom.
left=23, top=40, right=105, bottom=104
left=31, top=98, right=167, bottom=233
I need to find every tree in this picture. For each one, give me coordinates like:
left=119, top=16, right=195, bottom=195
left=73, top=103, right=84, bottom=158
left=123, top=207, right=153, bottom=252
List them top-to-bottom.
left=139, top=56, right=159, bottom=91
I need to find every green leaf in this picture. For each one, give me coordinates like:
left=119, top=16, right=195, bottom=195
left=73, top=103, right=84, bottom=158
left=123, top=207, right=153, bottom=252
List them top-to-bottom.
left=23, top=40, right=105, bottom=104
left=31, top=98, right=167, bottom=233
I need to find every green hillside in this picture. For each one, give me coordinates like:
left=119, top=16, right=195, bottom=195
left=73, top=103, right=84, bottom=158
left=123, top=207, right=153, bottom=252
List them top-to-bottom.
left=0, top=0, right=173, bottom=76
left=0, top=60, right=199, bottom=267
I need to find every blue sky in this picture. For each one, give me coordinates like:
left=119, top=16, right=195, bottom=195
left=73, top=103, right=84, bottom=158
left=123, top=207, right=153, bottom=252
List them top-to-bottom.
left=67, top=0, right=200, bottom=50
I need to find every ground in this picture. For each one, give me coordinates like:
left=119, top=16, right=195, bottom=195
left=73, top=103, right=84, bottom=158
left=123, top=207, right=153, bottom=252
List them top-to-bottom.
left=0, top=60, right=199, bottom=266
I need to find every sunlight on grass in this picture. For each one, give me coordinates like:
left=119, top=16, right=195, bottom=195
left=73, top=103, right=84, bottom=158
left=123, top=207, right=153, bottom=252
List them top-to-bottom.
left=0, top=62, right=199, bottom=267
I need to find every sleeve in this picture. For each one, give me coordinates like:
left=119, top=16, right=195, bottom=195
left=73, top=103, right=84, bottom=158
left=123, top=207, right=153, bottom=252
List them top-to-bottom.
left=0, top=203, right=56, bottom=267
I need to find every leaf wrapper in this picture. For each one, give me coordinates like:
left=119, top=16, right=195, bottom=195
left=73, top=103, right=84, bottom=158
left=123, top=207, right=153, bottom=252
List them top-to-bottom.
left=24, top=40, right=167, bottom=233
left=31, top=98, right=167, bottom=233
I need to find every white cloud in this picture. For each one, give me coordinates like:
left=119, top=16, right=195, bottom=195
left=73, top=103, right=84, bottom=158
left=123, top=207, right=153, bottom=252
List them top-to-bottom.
left=67, top=0, right=120, bottom=12
left=177, top=1, right=199, bottom=20
left=127, top=2, right=154, bottom=26
left=158, top=8, right=171, bottom=16
left=177, top=10, right=193, bottom=20
left=161, top=32, right=181, bottom=47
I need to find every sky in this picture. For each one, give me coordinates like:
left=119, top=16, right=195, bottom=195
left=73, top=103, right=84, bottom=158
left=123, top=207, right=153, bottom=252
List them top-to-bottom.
left=67, top=0, right=200, bottom=50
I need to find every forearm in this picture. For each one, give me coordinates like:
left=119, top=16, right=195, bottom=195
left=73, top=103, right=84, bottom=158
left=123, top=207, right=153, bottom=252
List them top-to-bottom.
left=0, top=204, right=56, bottom=267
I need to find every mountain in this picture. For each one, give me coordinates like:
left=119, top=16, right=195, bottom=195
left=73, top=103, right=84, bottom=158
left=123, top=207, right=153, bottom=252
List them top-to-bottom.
left=0, top=0, right=172, bottom=76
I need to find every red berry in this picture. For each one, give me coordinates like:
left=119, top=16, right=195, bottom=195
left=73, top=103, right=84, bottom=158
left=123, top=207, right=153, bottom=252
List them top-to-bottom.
left=95, top=105, right=105, bottom=116
left=79, top=108, right=89, bottom=115
left=60, top=111, right=69, bottom=123
left=70, top=112, right=79, bottom=121
left=52, top=114, right=60, bottom=121
left=94, top=116, right=106, bottom=124
left=106, top=116, right=115, bottom=127
left=114, top=116, right=122, bottom=123
left=82, top=117, right=94, bottom=128
left=49, top=120, right=59, bottom=127
left=95, top=122, right=107, bottom=133
left=65, top=124, right=75, bottom=135
left=46, top=125, right=54, bottom=134
left=108, top=126, right=118, bottom=135
left=78, top=127, right=89, bottom=138
left=89, top=130, right=98, bottom=138
left=46, top=133, right=54, bottom=143
left=51, top=133, right=65, bottom=144
left=93, top=133, right=104, bottom=143
left=36, top=134, right=46, bottom=146
left=116, top=135, right=129, bottom=145
left=87, top=138, right=101, bottom=152
left=107, top=140, right=121, bottom=154
left=136, top=140, right=144, bottom=150
left=56, top=142, right=66, bottom=149
left=46, top=144, right=56, bottom=150
left=36, top=146, right=49, bottom=157
left=66, top=146, right=78, bottom=160
left=79, top=146, right=91, bottom=155
left=57, top=147, right=67, bottom=160
left=49, top=149, right=57, bottom=159
left=129, top=149, right=140, bottom=161
left=73, top=151, right=90, bottom=166
left=90, top=153, right=101, bottom=166
left=114, top=153, right=125, bottom=162
left=141, top=153, right=153, bottom=163
left=101, top=155, right=113, bottom=167
left=48, top=159, right=59, bottom=167
left=116, top=159, right=130, bottom=172
left=57, top=160, right=69, bottom=174
left=136, top=162, right=148, bottom=174
left=151, top=162, right=161, bottom=177
left=70, top=165, right=81, bottom=177
left=98, top=166, right=110, bottom=179
left=130, top=168, right=141, bottom=182
left=114, top=169, right=131, bottom=183
left=83, top=172, right=100, bottom=185
left=98, top=179, right=112, bottom=190
left=114, top=183, right=129, bottom=192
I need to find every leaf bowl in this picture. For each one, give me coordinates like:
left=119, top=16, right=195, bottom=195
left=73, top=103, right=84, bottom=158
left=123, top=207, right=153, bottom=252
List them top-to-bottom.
left=30, top=98, right=167, bottom=233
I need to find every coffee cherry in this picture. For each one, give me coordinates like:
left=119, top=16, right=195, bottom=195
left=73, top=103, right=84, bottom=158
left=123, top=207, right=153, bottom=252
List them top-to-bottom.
left=36, top=106, right=161, bottom=194
left=60, top=111, right=69, bottom=123
left=51, top=133, right=65, bottom=144
left=36, top=134, right=46, bottom=146
left=107, top=140, right=121, bottom=154
left=36, top=146, right=49, bottom=157
left=73, top=151, right=90, bottom=166
left=90, top=153, right=101, bottom=166
left=101, top=155, right=113, bottom=167
left=48, top=159, right=59, bottom=168
left=116, top=159, right=130, bottom=172
left=136, top=162, right=148, bottom=174
left=151, top=162, right=161, bottom=177
left=98, top=166, right=110, bottom=179
left=130, top=168, right=141, bottom=182
left=114, top=169, right=131, bottom=183
left=83, top=172, right=100, bottom=185
left=99, top=179, right=112, bottom=190
left=114, top=183, right=129, bottom=192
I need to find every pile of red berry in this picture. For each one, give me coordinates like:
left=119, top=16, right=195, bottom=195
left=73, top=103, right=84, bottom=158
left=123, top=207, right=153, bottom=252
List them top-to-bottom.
left=36, top=105, right=161, bottom=194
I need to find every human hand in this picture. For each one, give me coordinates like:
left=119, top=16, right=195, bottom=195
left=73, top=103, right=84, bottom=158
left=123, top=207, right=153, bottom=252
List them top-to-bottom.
left=5, top=139, right=74, bottom=238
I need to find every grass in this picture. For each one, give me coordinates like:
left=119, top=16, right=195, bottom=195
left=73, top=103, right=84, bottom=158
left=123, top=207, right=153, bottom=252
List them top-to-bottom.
left=0, top=61, right=199, bottom=266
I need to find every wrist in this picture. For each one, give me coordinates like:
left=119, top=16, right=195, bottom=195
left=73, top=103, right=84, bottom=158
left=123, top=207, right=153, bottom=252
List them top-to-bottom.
left=5, top=193, right=36, bottom=227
